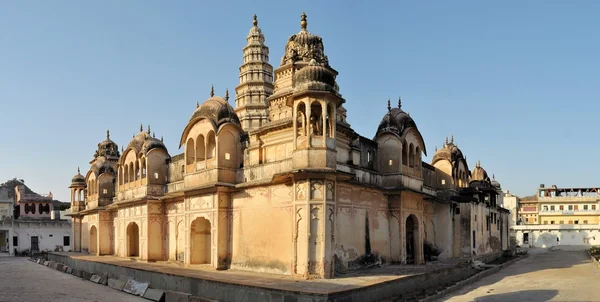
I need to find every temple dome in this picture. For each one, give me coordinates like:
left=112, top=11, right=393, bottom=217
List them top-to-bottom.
left=280, top=13, right=329, bottom=66
left=293, top=59, right=338, bottom=93
left=190, top=90, right=241, bottom=128
left=375, top=99, right=426, bottom=155
left=126, top=126, right=168, bottom=155
left=94, top=130, right=120, bottom=160
left=432, top=137, right=465, bottom=166
left=471, top=161, right=490, bottom=182
left=71, top=168, right=85, bottom=186
left=491, top=175, right=501, bottom=189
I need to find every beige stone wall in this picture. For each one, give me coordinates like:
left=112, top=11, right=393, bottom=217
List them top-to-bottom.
left=230, top=184, right=293, bottom=274
left=114, top=204, right=148, bottom=259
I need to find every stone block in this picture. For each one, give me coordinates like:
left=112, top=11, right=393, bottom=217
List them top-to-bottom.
left=37, top=259, right=42, bottom=264
left=43, top=261, right=49, bottom=266
left=49, top=261, right=56, bottom=269
left=55, top=263, right=64, bottom=271
left=62, top=266, right=69, bottom=273
left=66, top=267, right=73, bottom=274
left=71, top=269, right=82, bottom=278
left=82, top=271, right=93, bottom=280
left=98, top=272, right=108, bottom=285
left=90, top=275, right=102, bottom=283
left=108, top=278, right=126, bottom=291
left=123, top=279, right=149, bottom=296
left=143, top=288, right=165, bottom=302
left=165, top=291, right=190, bottom=302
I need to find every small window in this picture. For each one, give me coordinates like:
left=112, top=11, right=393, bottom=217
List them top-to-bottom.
left=225, top=153, right=231, bottom=160
left=388, top=159, right=393, bottom=166
left=181, top=165, right=184, bottom=173
left=154, top=172, right=159, bottom=179
left=441, top=179, right=446, bottom=185
left=102, top=189, right=108, bottom=194
left=550, top=205, right=555, bottom=211
left=559, top=205, right=564, bottom=210
left=569, top=205, right=573, bottom=210
left=574, top=205, right=578, bottom=210
left=584, top=205, right=589, bottom=210
left=593, top=205, right=597, bottom=210
left=454, top=207, right=460, bottom=215
left=475, top=215, right=477, bottom=222
left=559, top=220, right=564, bottom=224
left=575, top=220, right=579, bottom=224
left=584, top=220, right=588, bottom=224
left=544, top=221, right=548, bottom=224
left=551, top=221, right=555, bottom=224
left=49, top=234, right=53, bottom=237
left=12, top=236, right=17, bottom=246
left=63, top=236, right=70, bottom=246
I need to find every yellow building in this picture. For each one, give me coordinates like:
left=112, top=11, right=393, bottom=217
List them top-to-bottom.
left=519, top=185, right=600, bottom=225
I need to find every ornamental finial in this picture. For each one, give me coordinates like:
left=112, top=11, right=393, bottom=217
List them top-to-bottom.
left=301, top=12, right=307, bottom=30
left=253, top=14, right=258, bottom=26
left=210, top=84, right=214, bottom=97
left=225, top=88, right=229, bottom=101
left=398, top=97, right=402, bottom=109
left=387, top=99, right=391, bottom=111
left=196, top=101, right=199, bottom=108
left=140, top=123, right=143, bottom=132
left=147, top=124, right=151, bottom=134
left=106, top=129, right=110, bottom=140
left=153, top=132, right=155, bottom=138
left=450, top=134, right=454, bottom=144
left=161, top=135, right=164, bottom=142
left=445, top=137, right=448, bottom=145
left=477, top=160, right=481, bottom=168
left=77, top=166, right=80, bottom=174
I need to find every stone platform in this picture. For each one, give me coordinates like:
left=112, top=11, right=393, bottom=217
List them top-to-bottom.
left=47, top=252, right=474, bottom=301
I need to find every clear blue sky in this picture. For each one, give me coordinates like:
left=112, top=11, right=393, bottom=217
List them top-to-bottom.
left=1, top=1, right=599, bottom=203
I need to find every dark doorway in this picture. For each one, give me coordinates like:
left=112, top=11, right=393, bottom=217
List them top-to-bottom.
left=406, top=215, right=418, bottom=264
left=31, top=236, right=39, bottom=251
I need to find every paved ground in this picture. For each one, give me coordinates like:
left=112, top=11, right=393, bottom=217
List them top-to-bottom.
left=439, top=246, right=600, bottom=302
left=0, top=254, right=144, bottom=302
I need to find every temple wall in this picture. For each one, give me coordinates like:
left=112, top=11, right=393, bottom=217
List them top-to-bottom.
left=230, top=184, right=293, bottom=274
left=114, top=204, right=148, bottom=259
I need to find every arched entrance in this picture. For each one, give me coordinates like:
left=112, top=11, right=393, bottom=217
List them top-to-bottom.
left=406, top=215, right=419, bottom=264
left=190, top=217, right=211, bottom=264
left=127, top=222, right=140, bottom=257
left=89, top=225, right=97, bottom=254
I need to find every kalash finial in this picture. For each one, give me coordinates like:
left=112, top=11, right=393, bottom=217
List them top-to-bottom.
left=301, top=12, right=307, bottom=30
left=253, top=14, right=258, bottom=27
left=210, top=84, right=214, bottom=97
left=225, top=88, right=229, bottom=101
left=398, top=96, right=402, bottom=109
left=387, top=99, right=391, bottom=111
left=196, top=101, right=199, bottom=108
left=140, top=123, right=143, bottom=132
left=147, top=124, right=151, bottom=134
left=106, top=129, right=110, bottom=140
left=153, top=132, right=155, bottom=138
left=450, top=134, right=454, bottom=144
left=161, top=135, right=164, bottom=142
left=445, top=137, right=448, bottom=145
left=476, top=160, right=481, bottom=168
left=77, top=166, right=80, bottom=174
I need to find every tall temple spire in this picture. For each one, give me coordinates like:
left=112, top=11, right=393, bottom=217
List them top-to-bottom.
left=234, top=13, right=274, bottom=132
left=210, top=85, right=214, bottom=97
left=398, top=97, right=402, bottom=109
left=387, top=99, right=391, bottom=111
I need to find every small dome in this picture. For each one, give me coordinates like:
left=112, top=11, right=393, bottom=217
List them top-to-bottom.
left=281, top=13, right=329, bottom=66
left=293, top=59, right=338, bottom=93
left=190, top=95, right=241, bottom=128
left=376, top=99, right=426, bottom=155
left=126, top=126, right=168, bottom=155
left=95, top=130, right=120, bottom=160
left=432, top=137, right=464, bottom=166
left=90, top=156, right=116, bottom=176
left=471, top=161, right=490, bottom=182
left=71, top=168, right=85, bottom=185
left=491, top=175, right=501, bottom=189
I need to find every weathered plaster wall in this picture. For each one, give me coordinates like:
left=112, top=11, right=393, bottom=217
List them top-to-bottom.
left=230, top=184, right=293, bottom=274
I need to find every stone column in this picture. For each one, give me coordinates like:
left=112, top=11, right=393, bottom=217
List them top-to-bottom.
left=216, top=191, right=230, bottom=270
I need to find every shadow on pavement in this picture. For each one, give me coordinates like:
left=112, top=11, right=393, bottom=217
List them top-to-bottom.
left=471, top=289, right=558, bottom=302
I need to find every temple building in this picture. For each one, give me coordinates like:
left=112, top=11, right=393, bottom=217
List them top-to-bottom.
left=68, top=13, right=509, bottom=279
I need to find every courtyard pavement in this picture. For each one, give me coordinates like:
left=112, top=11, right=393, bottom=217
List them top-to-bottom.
left=438, top=246, right=600, bottom=302
left=0, top=253, right=144, bottom=302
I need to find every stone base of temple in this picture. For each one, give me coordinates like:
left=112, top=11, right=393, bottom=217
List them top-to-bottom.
left=46, top=252, right=502, bottom=301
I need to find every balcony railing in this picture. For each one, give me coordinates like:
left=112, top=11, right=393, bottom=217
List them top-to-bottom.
left=401, top=166, right=422, bottom=178
left=539, top=209, right=599, bottom=215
